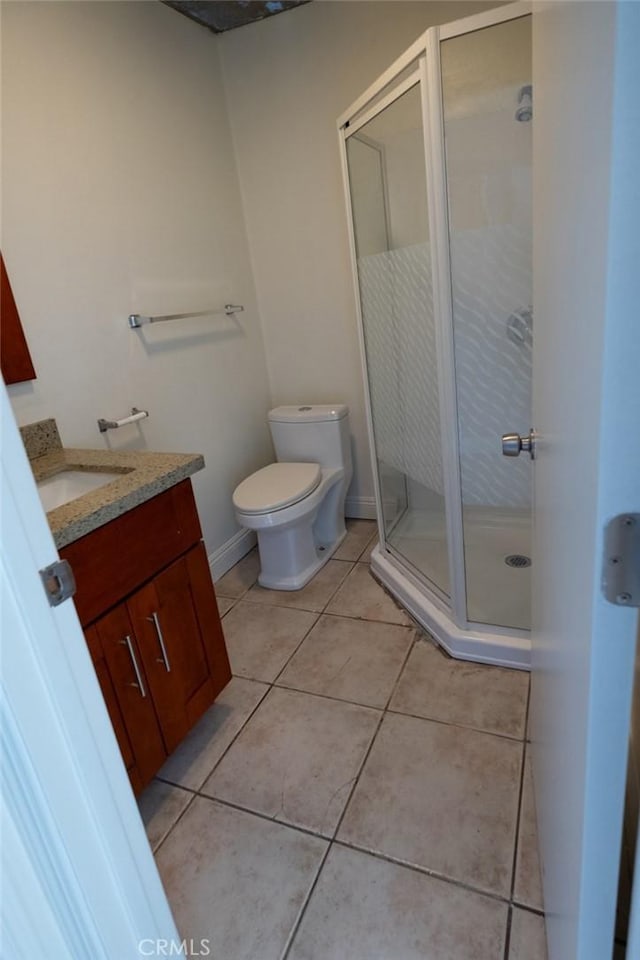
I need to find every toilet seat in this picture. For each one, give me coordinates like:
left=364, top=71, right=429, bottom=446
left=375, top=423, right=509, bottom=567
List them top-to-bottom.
left=232, top=462, right=321, bottom=515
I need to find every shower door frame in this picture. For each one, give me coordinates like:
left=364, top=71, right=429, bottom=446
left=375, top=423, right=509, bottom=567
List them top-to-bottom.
left=338, top=1, right=532, bottom=668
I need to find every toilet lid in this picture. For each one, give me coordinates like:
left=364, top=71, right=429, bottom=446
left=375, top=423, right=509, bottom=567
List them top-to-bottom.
left=233, top=462, right=322, bottom=515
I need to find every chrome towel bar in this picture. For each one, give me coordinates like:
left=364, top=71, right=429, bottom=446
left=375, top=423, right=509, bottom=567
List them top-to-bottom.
left=128, top=304, right=244, bottom=329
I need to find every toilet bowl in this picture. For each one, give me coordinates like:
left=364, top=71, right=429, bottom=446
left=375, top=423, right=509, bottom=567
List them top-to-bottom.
left=233, top=405, right=352, bottom=590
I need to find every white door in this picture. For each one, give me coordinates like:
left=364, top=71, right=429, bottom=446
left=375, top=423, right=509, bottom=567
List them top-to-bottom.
left=530, top=3, right=640, bottom=959
left=0, top=380, right=179, bottom=957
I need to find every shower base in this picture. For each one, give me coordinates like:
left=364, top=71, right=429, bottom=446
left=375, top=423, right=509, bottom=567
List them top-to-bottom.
left=388, top=506, right=531, bottom=630
left=371, top=508, right=532, bottom=669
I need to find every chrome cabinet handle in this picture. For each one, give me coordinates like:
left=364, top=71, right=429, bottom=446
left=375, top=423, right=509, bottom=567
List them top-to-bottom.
left=147, top=612, right=171, bottom=673
left=120, top=635, right=146, bottom=697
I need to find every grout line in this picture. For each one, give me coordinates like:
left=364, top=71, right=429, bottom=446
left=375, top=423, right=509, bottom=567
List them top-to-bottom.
left=153, top=547, right=540, bottom=949
left=155, top=555, right=362, bottom=820
left=238, top=560, right=356, bottom=615
left=227, top=598, right=416, bottom=628
left=314, top=608, right=413, bottom=628
left=269, top=612, right=323, bottom=685
left=276, top=635, right=417, bottom=959
left=325, top=636, right=417, bottom=847
left=280, top=639, right=415, bottom=959
left=223, top=664, right=525, bottom=744
left=510, top=678, right=533, bottom=902
left=155, top=679, right=271, bottom=794
left=269, top=679, right=392, bottom=713
left=385, top=705, right=529, bottom=744
left=153, top=776, right=198, bottom=796
left=158, top=781, right=542, bottom=919
left=151, top=787, right=198, bottom=856
left=192, top=792, right=336, bottom=844
left=332, top=836, right=516, bottom=908
left=280, top=842, right=334, bottom=960
left=510, top=903, right=546, bottom=919
left=503, top=904, right=513, bottom=960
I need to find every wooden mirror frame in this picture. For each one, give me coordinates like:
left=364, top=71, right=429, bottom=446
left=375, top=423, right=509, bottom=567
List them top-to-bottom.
left=1, top=254, right=36, bottom=385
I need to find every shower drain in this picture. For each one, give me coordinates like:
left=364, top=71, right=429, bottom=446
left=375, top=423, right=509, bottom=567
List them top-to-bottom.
left=505, top=554, right=532, bottom=569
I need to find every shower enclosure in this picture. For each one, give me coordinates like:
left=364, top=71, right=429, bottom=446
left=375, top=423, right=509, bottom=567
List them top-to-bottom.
left=339, top=2, right=532, bottom=667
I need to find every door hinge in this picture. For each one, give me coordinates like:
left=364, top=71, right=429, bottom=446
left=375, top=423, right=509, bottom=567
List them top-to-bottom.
left=602, top=514, right=640, bottom=607
left=39, top=559, right=76, bottom=607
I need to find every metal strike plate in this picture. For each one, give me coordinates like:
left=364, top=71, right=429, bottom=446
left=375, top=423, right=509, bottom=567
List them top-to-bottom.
left=602, top=514, right=640, bottom=606
left=39, top=559, right=76, bottom=607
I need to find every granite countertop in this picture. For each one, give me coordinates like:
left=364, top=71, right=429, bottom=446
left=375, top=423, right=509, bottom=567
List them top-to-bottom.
left=22, top=419, right=204, bottom=548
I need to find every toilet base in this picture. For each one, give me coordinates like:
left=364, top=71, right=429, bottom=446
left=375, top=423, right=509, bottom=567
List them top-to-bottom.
left=256, top=528, right=347, bottom=591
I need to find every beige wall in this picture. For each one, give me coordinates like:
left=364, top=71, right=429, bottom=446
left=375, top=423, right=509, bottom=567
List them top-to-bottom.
left=3, top=0, right=501, bottom=562
left=219, top=0, right=497, bottom=513
left=2, top=1, right=273, bottom=558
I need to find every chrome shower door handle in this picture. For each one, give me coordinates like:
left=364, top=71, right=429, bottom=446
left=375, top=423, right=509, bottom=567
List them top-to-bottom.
left=502, top=429, right=536, bottom=459
left=147, top=612, right=171, bottom=672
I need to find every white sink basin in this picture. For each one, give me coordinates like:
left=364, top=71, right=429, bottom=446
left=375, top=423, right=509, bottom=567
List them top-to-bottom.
left=37, top=470, right=124, bottom=512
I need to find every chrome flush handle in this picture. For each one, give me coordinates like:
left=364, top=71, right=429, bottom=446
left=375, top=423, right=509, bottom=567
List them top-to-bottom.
left=502, top=429, right=536, bottom=460
left=147, top=612, right=171, bottom=672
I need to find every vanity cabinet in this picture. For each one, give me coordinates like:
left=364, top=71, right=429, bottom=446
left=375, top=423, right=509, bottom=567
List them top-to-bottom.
left=61, top=480, right=231, bottom=794
left=127, top=544, right=230, bottom=755
left=87, top=611, right=166, bottom=793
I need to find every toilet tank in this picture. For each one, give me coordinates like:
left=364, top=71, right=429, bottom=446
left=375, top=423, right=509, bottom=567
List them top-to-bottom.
left=268, top=405, right=352, bottom=477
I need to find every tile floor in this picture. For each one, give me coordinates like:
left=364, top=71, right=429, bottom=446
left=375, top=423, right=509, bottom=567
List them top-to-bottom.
left=139, top=519, right=547, bottom=960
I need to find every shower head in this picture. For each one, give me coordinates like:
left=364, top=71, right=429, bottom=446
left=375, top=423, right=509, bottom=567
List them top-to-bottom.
left=516, top=84, right=533, bottom=122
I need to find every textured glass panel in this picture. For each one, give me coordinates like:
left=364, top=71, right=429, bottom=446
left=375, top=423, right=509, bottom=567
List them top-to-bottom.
left=442, top=16, right=532, bottom=629
left=347, top=83, right=449, bottom=598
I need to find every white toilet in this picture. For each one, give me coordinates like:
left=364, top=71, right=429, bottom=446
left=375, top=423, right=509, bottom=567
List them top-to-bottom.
left=233, top=404, right=352, bottom=590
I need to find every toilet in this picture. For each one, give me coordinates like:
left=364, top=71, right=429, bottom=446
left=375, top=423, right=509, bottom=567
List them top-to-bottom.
left=233, top=404, right=352, bottom=590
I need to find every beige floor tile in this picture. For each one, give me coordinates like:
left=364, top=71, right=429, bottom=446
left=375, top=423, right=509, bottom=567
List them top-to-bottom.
left=333, top=520, right=378, bottom=562
left=360, top=537, right=378, bottom=563
left=214, top=548, right=260, bottom=598
left=244, top=559, right=353, bottom=613
left=326, top=563, right=412, bottom=625
left=216, top=596, right=235, bottom=617
left=223, top=601, right=317, bottom=682
left=277, top=614, right=413, bottom=708
left=390, top=640, right=529, bottom=738
left=156, top=677, right=268, bottom=790
left=202, top=687, right=380, bottom=836
left=338, top=712, right=522, bottom=897
left=514, top=751, right=544, bottom=910
left=138, top=780, right=192, bottom=852
left=156, top=797, right=327, bottom=960
left=289, top=844, right=508, bottom=960
left=509, top=908, right=548, bottom=960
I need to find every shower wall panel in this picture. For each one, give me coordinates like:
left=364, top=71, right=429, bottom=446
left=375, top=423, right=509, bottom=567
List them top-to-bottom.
left=450, top=224, right=532, bottom=509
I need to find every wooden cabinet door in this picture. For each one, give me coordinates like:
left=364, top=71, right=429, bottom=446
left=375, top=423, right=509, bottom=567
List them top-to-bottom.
left=128, top=543, right=231, bottom=754
left=93, top=604, right=167, bottom=789
left=85, top=625, right=143, bottom=794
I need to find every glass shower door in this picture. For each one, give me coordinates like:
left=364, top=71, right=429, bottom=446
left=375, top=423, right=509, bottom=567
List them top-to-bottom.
left=441, top=15, right=533, bottom=629
left=346, top=78, right=450, bottom=598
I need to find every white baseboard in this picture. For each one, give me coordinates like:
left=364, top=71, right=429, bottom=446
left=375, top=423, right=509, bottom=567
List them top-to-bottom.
left=345, top=496, right=378, bottom=520
left=208, top=528, right=256, bottom=582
